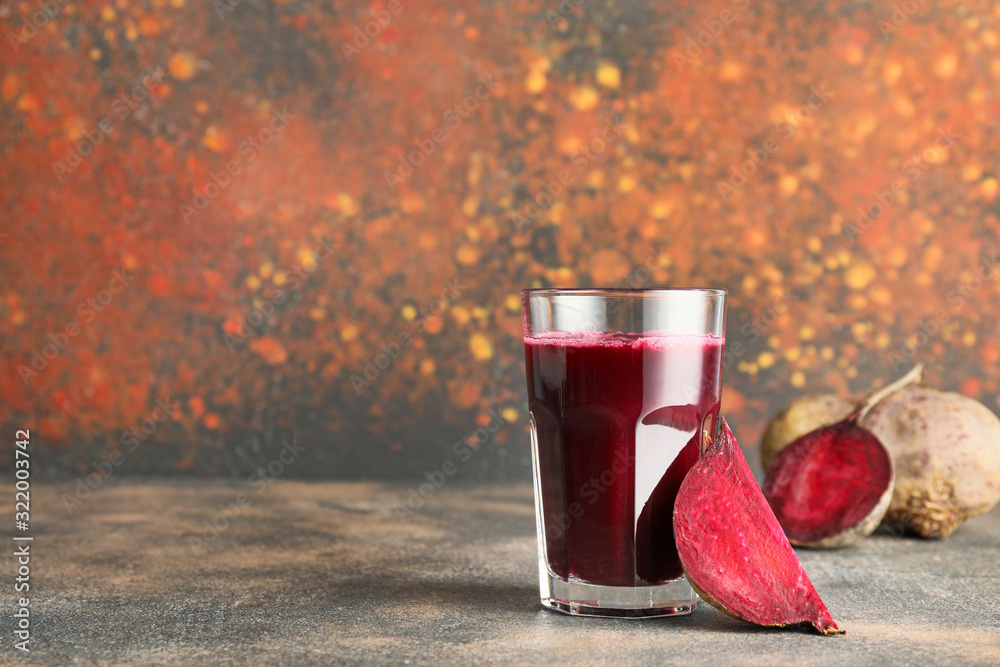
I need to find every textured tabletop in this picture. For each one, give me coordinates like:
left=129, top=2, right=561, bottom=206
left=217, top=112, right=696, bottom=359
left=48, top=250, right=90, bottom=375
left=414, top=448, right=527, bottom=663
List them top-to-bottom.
left=6, top=481, right=1000, bottom=665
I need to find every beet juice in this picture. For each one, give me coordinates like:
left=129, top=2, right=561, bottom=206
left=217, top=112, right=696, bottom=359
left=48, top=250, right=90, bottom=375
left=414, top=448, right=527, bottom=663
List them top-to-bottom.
left=525, top=332, right=723, bottom=587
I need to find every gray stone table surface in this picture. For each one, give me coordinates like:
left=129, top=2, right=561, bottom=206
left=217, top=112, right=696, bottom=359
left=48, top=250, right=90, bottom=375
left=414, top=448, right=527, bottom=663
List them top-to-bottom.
left=3, top=480, right=1000, bottom=665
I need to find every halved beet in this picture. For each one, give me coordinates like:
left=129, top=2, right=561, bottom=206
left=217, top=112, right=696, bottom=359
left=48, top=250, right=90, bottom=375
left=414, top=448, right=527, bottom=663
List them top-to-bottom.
left=673, top=419, right=844, bottom=635
left=763, top=420, right=893, bottom=548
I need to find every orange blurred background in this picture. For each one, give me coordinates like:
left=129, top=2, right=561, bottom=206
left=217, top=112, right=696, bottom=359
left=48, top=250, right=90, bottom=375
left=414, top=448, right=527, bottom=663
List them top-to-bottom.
left=2, top=0, right=999, bottom=480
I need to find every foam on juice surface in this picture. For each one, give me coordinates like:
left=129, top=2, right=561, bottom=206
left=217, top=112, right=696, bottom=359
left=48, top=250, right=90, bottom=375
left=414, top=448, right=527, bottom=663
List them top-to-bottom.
left=525, top=330, right=724, bottom=350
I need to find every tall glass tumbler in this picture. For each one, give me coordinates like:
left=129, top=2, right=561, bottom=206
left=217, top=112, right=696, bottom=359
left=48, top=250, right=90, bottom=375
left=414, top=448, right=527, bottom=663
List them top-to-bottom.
left=522, top=288, right=726, bottom=617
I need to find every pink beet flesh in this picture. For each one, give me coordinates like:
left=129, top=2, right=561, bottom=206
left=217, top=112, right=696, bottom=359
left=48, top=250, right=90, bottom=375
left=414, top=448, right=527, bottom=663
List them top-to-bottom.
left=673, top=419, right=844, bottom=635
left=763, top=421, right=892, bottom=546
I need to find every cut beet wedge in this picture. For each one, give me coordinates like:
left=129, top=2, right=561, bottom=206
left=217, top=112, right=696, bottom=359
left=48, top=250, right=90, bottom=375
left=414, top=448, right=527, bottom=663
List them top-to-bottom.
left=641, top=403, right=701, bottom=431
left=673, top=419, right=844, bottom=635
left=763, top=420, right=894, bottom=548
left=635, top=432, right=701, bottom=583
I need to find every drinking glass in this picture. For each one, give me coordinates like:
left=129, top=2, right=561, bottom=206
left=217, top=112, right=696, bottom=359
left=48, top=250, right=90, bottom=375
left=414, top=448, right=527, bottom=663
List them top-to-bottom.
left=522, top=288, right=726, bottom=617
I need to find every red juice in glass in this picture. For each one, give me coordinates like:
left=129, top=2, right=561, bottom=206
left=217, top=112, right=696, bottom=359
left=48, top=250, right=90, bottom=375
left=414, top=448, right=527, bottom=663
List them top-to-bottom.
left=524, top=331, right=723, bottom=588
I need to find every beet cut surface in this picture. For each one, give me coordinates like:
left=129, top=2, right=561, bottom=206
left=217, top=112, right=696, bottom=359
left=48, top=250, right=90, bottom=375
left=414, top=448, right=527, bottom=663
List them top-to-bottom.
left=673, top=419, right=844, bottom=635
left=763, top=420, right=893, bottom=547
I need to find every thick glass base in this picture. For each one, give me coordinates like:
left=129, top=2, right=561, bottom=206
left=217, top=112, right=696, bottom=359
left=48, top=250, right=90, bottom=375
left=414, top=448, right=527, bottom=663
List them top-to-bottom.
left=539, top=569, right=698, bottom=618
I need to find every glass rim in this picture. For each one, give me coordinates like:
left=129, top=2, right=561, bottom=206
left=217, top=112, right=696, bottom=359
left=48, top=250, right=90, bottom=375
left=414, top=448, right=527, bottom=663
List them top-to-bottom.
left=521, top=287, right=727, bottom=298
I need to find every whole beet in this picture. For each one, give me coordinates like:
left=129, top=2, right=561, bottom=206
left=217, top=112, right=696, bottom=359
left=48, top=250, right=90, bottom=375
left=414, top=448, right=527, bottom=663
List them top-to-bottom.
left=860, top=386, right=1000, bottom=538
